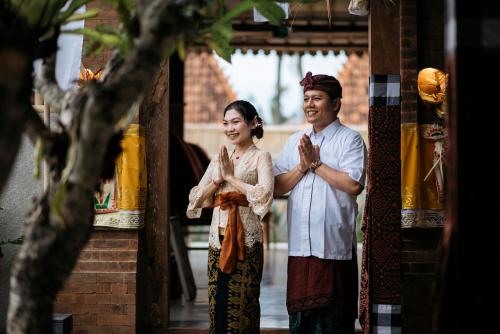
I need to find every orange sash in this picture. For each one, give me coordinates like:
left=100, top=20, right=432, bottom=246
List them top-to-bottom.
left=212, top=192, right=249, bottom=274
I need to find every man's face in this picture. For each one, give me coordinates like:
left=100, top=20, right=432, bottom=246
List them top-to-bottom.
left=303, top=90, right=338, bottom=128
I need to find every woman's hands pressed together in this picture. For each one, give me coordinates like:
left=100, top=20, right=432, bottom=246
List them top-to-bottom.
left=219, top=145, right=234, bottom=181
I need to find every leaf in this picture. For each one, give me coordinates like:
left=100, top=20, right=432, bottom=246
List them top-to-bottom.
left=12, top=0, right=66, bottom=30
left=58, top=0, right=94, bottom=23
left=115, top=0, right=133, bottom=33
left=216, top=0, right=254, bottom=24
left=252, top=0, right=286, bottom=25
left=65, top=8, right=99, bottom=22
left=211, top=22, right=233, bottom=42
left=95, top=24, right=119, bottom=34
left=63, top=27, right=130, bottom=55
left=208, top=30, right=234, bottom=63
left=177, top=38, right=187, bottom=60
left=83, top=40, right=105, bottom=57
left=163, top=45, right=177, bottom=59
left=50, top=182, right=67, bottom=225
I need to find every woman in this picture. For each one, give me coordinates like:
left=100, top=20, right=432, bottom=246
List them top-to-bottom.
left=187, top=100, right=274, bottom=334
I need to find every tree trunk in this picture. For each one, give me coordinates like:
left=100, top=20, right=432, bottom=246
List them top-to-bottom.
left=5, top=1, right=204, bottom=332
left=7, top=189, right=94, bottom=333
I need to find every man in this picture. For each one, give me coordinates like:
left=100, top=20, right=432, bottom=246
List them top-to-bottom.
left=273, top=72, right=367, bottom=334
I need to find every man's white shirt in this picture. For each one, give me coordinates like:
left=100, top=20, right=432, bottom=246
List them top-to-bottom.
left=273, top=119, right=367, bottom=260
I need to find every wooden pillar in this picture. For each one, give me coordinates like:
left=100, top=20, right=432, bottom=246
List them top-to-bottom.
left=369, top=0, right=400, bottom=74
left=360, top=1, right=402, bottom=333
left=436, top=1, right=500, bottom=332
left=169, top=53, right=185, bottom=139
left=138, top=60, right=170, bottom=330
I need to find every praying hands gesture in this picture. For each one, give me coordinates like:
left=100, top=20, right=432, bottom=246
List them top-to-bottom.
left=298, top=134, right=320, bottom=172
left=218, top=145, right=249, bottom=194
left=219, top=145, right=234, bottom=180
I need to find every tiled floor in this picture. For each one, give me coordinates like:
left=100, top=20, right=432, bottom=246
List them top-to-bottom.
left=169, top=243, right=362, bottom=331
left=169, top=244, right=289, bottom=329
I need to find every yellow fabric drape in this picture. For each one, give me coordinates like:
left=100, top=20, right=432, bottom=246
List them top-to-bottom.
left=402, top=67, right=448, bottom=228
left=401, top=123, right=445, bottom=227
left=94, top=124, right=147, bottom=229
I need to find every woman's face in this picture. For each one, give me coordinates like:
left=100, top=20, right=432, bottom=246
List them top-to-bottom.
left=223, top=109, right=252, bottom=146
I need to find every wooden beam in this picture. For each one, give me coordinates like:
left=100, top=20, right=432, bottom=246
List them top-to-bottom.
left=369, top=0, right=400, bottom=74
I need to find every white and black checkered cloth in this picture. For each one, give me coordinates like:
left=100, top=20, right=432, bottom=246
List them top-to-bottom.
left=369, top=75, right=400, bottom=107
left=372, top=304, right=402, bottom=334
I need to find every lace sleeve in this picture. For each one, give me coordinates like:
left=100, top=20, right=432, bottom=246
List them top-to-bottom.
left=245, top=151, right=274, bottom=219
left=186, top=157, right=217, bottom=218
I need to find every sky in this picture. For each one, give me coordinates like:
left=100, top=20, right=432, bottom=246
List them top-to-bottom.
left=214, top=50, right=348, bottom=124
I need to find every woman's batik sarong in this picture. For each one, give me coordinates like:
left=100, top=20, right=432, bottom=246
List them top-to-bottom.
left=208, top=244, right=263, bottom=334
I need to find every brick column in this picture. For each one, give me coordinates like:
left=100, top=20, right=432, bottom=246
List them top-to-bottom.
left=400, top=0, right=418, bottom=124
left=401, top=229, right=441, bottom=334
left=54, top=230, right=138, bottom=334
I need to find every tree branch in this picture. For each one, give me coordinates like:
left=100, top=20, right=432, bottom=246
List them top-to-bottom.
left=102, top=0, right=202, bottom=124
left=6, top=1, right=206, bottom=332
left=35, top=55, right=65, bottom=111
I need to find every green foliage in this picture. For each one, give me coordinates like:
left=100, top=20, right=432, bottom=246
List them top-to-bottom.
left=8, top=0, right=299, bottom=67
left=10, top=0, right=94, bottom=33
left=57, top=0, right=94, bottom=23
left=62, top=0, right=135, bottom=57
left=103, top=0, right=136, bottom=38
left=201, top=0, right=288, bottom=62
left=252, top=0, right=285, bottom=25
left=64, top=8, right=99, bottom=22
left=65, top=26, right=132, bottom=56
left=50, top=182, right=67, bottom=226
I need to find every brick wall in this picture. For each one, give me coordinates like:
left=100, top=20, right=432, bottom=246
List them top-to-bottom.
left=82, top=1, right=119, bottom=71
left=337, top=52, right=369, bottom=126
left=401, top=229, right=441, bottom=334
left=54, top=230, right=138, bottom=334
